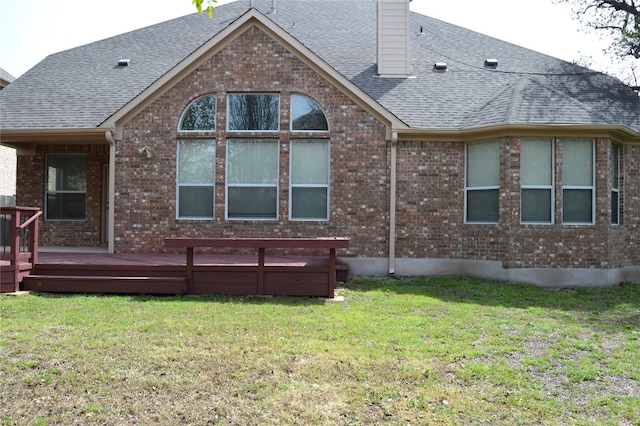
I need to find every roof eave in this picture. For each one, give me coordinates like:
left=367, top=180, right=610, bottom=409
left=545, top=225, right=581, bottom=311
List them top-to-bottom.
left=396, top=123, right=640, bottom=143
left=0, top=128, right=112, bottom=153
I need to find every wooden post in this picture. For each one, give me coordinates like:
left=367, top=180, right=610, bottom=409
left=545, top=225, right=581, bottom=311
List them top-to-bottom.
left=10, top=209, right=20, bottom=292
left=30, top=211, right=39, bottom=266
left=186, top=246, right=194, bottom=294
left=257, top=247, right=265, bottom=295
left=328, top=247, right=336, bottom=299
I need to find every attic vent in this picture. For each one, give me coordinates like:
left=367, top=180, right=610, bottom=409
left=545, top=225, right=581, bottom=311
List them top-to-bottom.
left=117, top=59, right=131, bottom=67
left=484, top=59, right=498, bottom=68
left=433, top=62, right=447, bottom=71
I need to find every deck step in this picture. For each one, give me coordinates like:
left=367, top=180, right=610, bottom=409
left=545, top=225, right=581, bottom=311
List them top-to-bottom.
left=23, top=275, right=187, bottom=295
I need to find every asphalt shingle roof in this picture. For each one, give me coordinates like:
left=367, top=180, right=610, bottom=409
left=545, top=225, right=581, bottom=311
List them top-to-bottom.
left=1, top=0, right=638, bottom=133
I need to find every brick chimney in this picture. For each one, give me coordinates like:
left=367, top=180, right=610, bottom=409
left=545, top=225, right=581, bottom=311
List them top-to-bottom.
left=377, top=0, right=411, bottom=77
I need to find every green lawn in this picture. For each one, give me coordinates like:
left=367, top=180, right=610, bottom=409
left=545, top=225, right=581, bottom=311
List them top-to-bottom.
left=1, top=277, right=639, bottom=425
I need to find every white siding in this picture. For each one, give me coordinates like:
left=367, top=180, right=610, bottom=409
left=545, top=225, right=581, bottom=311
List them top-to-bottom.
left=377, top=0, right=410, bottom=77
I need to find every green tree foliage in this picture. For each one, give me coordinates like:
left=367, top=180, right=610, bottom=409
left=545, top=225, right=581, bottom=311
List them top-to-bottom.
left=192, top=0, right=217, bottom=17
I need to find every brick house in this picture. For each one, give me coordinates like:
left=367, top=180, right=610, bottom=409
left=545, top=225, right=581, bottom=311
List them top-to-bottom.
left=1, top=0, right=638, bottom=286
left=0, top=67, right=17, bottom=205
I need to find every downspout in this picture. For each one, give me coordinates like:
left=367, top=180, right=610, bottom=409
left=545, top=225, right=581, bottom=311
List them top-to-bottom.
left=105, top=130, right=116, bottom=254
left=389, top=131, right=398, bottom=275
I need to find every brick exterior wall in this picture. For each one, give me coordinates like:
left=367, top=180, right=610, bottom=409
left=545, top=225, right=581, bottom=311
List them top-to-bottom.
left=13, top=25, right=640, bottom=271
left=114, top=26, right=389, bottom=255
left=394, top=137, right=639, bottom=269
left=16, top=144, right=108, bottom=247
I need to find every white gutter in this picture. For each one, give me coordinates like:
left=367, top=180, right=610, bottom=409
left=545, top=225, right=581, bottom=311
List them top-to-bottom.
left=105, top=130, right=116, bottom=254
left=388, top=131, right=397, bottom=275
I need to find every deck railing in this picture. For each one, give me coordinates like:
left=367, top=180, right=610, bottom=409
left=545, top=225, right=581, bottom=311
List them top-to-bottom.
left=0, top=206, right=42, bottom=293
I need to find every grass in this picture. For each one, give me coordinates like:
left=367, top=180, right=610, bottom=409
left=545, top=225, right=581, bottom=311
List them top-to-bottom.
left=0, top=276, right=639, bottom=425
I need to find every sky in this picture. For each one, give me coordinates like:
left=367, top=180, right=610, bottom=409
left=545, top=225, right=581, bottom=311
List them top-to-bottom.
left=0, top=0, right=615, bottom=80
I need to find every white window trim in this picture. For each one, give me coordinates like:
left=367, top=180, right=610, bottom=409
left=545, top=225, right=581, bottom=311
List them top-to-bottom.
left=290, top=93, right=330, bottom=133
left=177, top=94, right=217, bottom=133
left=520, top=138, right=555, bottom=225
left=562, top=138, right=595, bottom=225
left=176, top=140, right=216, bottom=220
left=225, top=140, right=280, bottom=221
left=289, top=140, right=330, bottom=221
left=464, top=141, right=500, bottom=224
left=611, top=143, right=620, bottom=226
left=44, top=153, right=87, bottom=221
left=464, top=186, right=500, bottom=224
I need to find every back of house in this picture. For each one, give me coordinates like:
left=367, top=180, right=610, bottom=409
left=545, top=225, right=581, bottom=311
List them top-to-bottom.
left=1, top=0, right=639, bottom=287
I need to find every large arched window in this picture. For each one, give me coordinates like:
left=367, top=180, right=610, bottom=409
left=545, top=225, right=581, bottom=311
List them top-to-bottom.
left=177, top=95, right=216, bottom=219
left=179, top=95, right=217, bottom=131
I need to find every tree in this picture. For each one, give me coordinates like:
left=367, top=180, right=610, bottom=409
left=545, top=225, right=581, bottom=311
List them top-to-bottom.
left=193, top=0, right=217, bottom=17
left=555, top=0, right=639, bottom=89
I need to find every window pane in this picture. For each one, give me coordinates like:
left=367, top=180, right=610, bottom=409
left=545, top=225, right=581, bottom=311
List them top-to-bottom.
left=228, top=94, right=279, bottom=131
left=291, top=94, right=328, bottom=131
left=179, top=95, right=216, bottom=131
left=521, top=138, right=552, bottom=186
left=562, top=139, right=593, bottom=186
left=178, top=140, right=215, bottom=183
left=227, top=140, right=278, bottom=184
left=291, top=140, right=328, bottom=184
left=467, top=140, right=499, bottom=187
left=610, top=144, right=619, bottom=190
left=47, top=154, right=86, bottom=191
left=178, top=186, right=214, bottom=218
left=228, top=187, right=277, bottom=218
left=292, top=187, right=328, bottom=219
left=467, top=189, right=499, bottom=222
left=521, top=189, right=552, bottom=222
left=563, top=189, right=592, bottom=223
left=611, top=191, right=619, bottom=225
left=46, top=193, right=86, bottom=220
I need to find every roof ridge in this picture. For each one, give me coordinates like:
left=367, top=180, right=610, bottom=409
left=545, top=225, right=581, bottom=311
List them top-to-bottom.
left=461, top=80, right=519, bottom=125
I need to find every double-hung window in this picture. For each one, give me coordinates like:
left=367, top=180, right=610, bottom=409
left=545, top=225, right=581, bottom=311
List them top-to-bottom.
left=177, top=95, right=217, bottom=219
left=521, top=138, right=554, bottom=223
left=562, top=138, right=594, bottom=224
left=226, top=139, right=279, bottom=219
left=177, top=140, right=216, bottom=219
left=290, top=140, right=329, bottom=220
left=465, top=140, right=500, bottom=223
left=611, top=143, right=621, bottom=225
left=45, top=153, right=87, bottom=220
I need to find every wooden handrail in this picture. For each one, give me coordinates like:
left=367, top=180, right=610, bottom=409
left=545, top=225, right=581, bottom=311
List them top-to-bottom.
left=1, top=206, right=41, bottom=293
left=18, top=211, right=43, bottom=231
left=165, top=237, right=349, bottom=249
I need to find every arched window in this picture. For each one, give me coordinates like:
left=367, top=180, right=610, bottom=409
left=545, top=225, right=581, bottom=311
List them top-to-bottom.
left=291, top=94, right=328, bottom=131
left=177, top=95, right=217, bottom=219
left=179, top=95, right=217, bottom=131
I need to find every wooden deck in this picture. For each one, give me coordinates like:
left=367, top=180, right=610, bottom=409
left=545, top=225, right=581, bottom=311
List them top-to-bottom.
left=19, top=252, right=349, bottom=297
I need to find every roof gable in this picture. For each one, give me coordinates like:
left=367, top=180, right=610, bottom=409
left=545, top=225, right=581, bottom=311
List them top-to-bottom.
left=103, top=7, right=404, bottom=133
